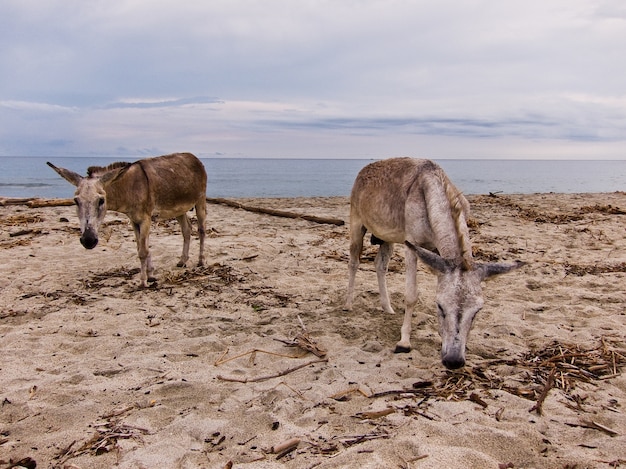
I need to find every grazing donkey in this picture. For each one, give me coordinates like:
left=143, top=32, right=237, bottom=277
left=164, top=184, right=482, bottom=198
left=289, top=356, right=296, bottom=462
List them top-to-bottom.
left=47, top=152, right=207, bottom=287
left=345, top=158, right=522, bottom=369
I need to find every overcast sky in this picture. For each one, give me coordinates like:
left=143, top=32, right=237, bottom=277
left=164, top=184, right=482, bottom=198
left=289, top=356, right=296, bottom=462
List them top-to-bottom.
left=1, top=0, right=625, bottom=159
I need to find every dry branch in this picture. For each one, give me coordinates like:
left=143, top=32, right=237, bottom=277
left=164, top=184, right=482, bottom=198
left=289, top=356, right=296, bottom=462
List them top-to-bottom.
left=206, top=197, right=345, bottom=226
left=9, top=229, right=41, bottom=238
left=275, top=333, right=328, bottom=357
left=214, top=348, right=302, bottom=366
left=216, top=358, right=328, bottom=383
left=529, top=367, right=556, bottom=415
left=565, top=420, right=619, bottom=437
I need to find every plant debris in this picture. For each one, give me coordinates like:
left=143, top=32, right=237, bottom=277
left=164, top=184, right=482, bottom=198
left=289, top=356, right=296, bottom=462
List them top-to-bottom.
left=564, top=261, right=626, bottom=276
left=368, top=339, right=624, bottom=412
left=54, top=420, right=150, bottom=465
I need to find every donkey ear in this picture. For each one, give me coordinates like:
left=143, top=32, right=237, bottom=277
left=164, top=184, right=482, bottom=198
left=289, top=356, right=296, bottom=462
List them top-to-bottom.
left=47, top=162, right=83, bottom=187
left=405, top=241, right=451, bottom=273
left=478, top=260, right=525, bottom=280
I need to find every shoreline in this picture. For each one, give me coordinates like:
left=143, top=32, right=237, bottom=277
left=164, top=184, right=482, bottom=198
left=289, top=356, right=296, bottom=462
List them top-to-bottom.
left=1, top=192, right=625, bottom=468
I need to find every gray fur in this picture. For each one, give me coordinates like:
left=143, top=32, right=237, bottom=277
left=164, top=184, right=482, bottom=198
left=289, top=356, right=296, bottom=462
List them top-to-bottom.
left=345, top=158, right=522, bottom=369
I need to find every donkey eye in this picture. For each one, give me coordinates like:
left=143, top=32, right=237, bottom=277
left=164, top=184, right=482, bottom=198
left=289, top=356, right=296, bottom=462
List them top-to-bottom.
left=73, top=197, right=80, bottom=206
left=98, top=197, right=105, bottom=207
left=437, top=303, right=446, bottom=318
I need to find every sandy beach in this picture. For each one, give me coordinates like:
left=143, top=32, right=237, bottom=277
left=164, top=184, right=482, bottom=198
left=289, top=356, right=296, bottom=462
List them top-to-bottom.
left=1, top=192, right=625, bottom=469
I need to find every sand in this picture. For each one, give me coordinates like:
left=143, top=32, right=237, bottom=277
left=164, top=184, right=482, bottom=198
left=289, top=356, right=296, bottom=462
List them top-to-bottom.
left=0, top=193, right=625, bottom=469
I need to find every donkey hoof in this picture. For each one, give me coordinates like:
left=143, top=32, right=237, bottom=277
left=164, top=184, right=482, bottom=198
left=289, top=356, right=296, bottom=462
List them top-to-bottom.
left=176, top=261, right=186, bottom=267
left=394, top=345, right=411, bottom=354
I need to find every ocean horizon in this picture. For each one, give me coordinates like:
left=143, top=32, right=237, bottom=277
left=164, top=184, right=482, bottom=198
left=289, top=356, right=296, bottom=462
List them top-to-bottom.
left=0, top=156, right=624, bottom=199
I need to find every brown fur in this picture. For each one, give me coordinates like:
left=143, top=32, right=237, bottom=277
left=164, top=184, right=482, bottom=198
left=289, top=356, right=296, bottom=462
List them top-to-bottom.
left=47, top=153, right=207, bottom=287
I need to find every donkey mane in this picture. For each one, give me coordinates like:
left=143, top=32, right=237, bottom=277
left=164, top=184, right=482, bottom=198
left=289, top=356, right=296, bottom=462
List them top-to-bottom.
left=87, top=161, right=132, bottom=178
left=439, top=170, right=472, bottom=270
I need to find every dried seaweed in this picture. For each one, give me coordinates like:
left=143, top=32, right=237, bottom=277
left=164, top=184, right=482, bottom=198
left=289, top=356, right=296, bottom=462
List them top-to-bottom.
left=476, top=196, right=584, bottom=224
left=580, top=204, right=626, bottom=215
left=0, top=214, right=44, bottom=226
left=472, top=246, right=502, bottom=262
left=564, top=261, right=626, bottom=276
left=162, top=263, right=243, bottom=286
left=82, top=267, right=140, bottom=289
left=369, top=339, right=624, bottom=411
left=509, top=339, right=623, bottom=389
left=54, top=420, right=149, bottom=465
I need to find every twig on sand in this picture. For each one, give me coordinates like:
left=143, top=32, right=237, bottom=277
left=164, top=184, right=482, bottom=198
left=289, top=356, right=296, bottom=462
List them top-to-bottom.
left=206, top=197, right=345, bottom=226
left=9, top=228, right=42, bottom=238
left=274, top=315, right=328, bottom=358
left=214, top=348, right=302, bottom=366
left=217, top=358, right=328, bottom=383
left=529, top=367, right=556, bottom=415
left=354, top=407, right=395, bottom=420
left=565, top=420, right=619, bottom=437
left=271, top=437, right=301, bottom=458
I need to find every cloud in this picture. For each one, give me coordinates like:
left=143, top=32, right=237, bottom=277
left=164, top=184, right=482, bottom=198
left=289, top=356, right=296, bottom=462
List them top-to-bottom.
left=0, top=0, right=625, bottom=158
left=103, top=96, right=223, bottom=109
left=0, top=100, right=76, bottom=113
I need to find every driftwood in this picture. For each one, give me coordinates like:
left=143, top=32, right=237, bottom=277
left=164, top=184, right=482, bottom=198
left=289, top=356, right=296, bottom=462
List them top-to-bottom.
left=0, top=197, right=74, bottom=207
left=206, top=197, right=345, bottom=226
left=27, top=198, right=74, bottom=208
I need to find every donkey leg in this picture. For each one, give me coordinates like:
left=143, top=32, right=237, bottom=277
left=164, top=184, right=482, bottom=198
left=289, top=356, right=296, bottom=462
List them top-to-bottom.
left=195, top=199, right=207, bottom=267
left=176, top=213, right=192, bottom=267
left=133, top=219, right=152, bottom=287
left=345, top=223, right=366, bottom=311
left=375, top=242, right=395, bottom=314
left=395, top=245, right=418, bottom=353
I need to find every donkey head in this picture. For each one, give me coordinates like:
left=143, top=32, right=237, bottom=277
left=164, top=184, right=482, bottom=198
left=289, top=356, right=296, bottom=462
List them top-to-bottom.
left=47, top=162, right=113, bottom=250
left=407, top=242, right=523, bottom=369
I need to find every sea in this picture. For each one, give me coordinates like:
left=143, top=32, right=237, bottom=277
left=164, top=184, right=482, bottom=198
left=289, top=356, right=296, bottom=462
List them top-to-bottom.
left=0, top=157, right=624, bottom=199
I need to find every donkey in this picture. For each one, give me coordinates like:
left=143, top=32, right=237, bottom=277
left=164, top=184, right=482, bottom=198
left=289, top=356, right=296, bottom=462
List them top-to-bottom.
left=47, top=152, right=207, bottom=287
left=345, top=158, right=522, bottom=369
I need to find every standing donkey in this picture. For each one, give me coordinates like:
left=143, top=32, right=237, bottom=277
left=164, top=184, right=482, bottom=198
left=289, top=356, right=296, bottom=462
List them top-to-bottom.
left=47, top=152, right=207, bottom=287
left=345, top=158, right=522, bottom=369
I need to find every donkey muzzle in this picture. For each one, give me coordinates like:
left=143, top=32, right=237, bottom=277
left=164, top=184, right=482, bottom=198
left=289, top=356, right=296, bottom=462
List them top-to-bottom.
left=80, top=228, right=99, bottom=249
left=441, top=340, right=466, bottom=369
left=442, top=354, right=466, bottom=370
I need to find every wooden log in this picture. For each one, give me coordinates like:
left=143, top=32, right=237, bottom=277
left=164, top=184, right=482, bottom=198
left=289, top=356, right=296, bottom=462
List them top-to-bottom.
left=0, top=197, right=36, bottom=206
left=0, top=197, right=74, bottom=207
left=206, top=197, right=345, bottom=226
left=27, top=198, right=74, bottom=208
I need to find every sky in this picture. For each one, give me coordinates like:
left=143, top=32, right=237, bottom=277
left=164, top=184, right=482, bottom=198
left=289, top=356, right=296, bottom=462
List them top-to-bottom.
left=1, top=0, right=625, bottom=160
